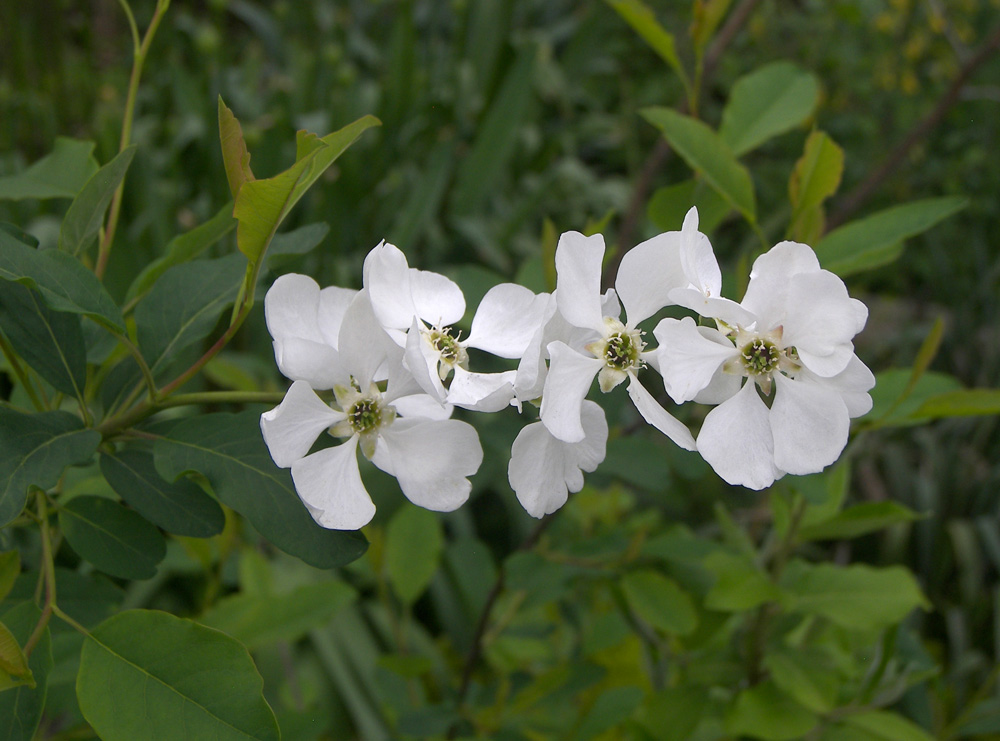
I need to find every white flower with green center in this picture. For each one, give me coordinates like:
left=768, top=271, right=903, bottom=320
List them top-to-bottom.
left=539, top=230, right=696, bottom=451
left=365, top=241, right=548, bottom=412
left=654, top=241, right=874, bottom=489
left=260, top=291, right=483, bottom=530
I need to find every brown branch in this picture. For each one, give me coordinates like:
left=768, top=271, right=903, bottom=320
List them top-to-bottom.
left=607, top=0, right=764, bottom=289
left=827, top=23, right=1000, bottom=230
left=447, top=514, right=556, bottom=738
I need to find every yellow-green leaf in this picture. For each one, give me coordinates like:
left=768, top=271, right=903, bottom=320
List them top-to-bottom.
left=218, top=97, right=254, bottom=200
left=0, top=620, right=33, bottom=690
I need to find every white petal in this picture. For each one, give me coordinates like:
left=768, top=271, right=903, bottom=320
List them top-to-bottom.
left=679, top=206, right=722, bottom=299
left=555, top=231, right=606, bottom=331
left=614, top=231, right=684, bottom=326
left=364, top=241, right=417, bottom=331
left=740, top=241, right=822, bottom=325
left=409, top=268, right=466, bottom=327
left=781, top=270, right=864, bottom=375
left=264, top=273, right=323, bottom=344
left=465, top=284, right=549, bottom=358
left=316, top=286, right=358, bottom=348
left=601, top=288, right=622, bottom=322
left=668, top=288, right=756, bottom=327
left=338, top=291, right=389, bottom=389
left=513, top=294, right=558, bottom=402
left=653, top=317, right=737, bottom=404
left=403, top=318, right=447, bottom=401
left=272, top=337, right=344, bottom=390
left=539, top=341, right=602, bottom=443
left=797, top=342, right=856, bottom=378
left=816, top=354, right=876, bottom=417
left=447, top=367, right=516, bottom=412
left=771, top=374, right=850, bottom=476
left=626, top=375, right=697, bottom=451
left=260, top=381, right=344, bottom=468
left=697, top=381, right=778, bottom=490
left=391, top=393, right=453, bottom=420
left=508, top=401, right=608, bottom=518
left=377, top=418, right=482, bottom=512
left=291, top=437, right=375, bottom=530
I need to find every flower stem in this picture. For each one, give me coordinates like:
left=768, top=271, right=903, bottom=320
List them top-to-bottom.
left=96, top=0, right=171, bottom=280
left=23, top=491, right=56, bottom=657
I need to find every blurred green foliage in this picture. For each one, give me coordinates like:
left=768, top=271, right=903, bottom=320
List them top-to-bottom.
left=1, top=0, right=1000, bottom=738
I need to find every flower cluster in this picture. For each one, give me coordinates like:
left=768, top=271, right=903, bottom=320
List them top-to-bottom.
left=260, top=208, right=874, bottom=529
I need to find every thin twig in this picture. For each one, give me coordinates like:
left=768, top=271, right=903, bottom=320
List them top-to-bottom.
left=607, top=0, right=764, bottom=289
left=827, top=23, right=1000, bottom=230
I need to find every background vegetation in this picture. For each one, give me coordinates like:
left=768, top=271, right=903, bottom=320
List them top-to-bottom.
left=1, top=0, right=999, bottom=738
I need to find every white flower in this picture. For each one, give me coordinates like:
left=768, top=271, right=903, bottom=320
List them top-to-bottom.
left=539, top=230, right=696, bottom=451
left=366, top=241, right=547, bottom=411
left=654, top=241, right=873, bottom=489
left=263, top=273, right=357, bottom=389
left=261, top=291, right=482, bottom=529
left=508, top=400, right=608, bottom=518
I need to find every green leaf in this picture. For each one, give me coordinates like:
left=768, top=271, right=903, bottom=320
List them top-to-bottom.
left=606, top=0, right=685, bottom=80
left=691, top=0, right=732, bottom=54
left=450, top=46, right=536, bottom=216
left=720, top=62, right=820, bottom=157
left=218, top=97, right=255, bottom=200
left=642, top=107, right=756, bottom=220
left=234, top=115, right=380, bottom=267
left=790, top=131, right=844, bottom=214
left=0, top=137, right=99, bottom=201
left=59, top=145, right=136, bottom=256
left=648, top=178, right=731, bottom=234
left=815, top=196, right=967, bottom=276
left=125, top=201, right=236, bottom=304
left=265, top=222, right=331, bottom=261
left=0, top=230, right=124, bottom=332
left=134, top=255, right=245, bottom=375
left=0, top=282, right=86, bottom=398
left=864, top=369, right=963, bottom=428
left=911, top=389, right=1000, bottom=419
left=0, top=409, right=100, bottom=527
left=153, top=411, right=367, bottom=569
left=100, top=450, right=225, bottom=538
left=59, top=495, right=166, bottom=580
left=798, top=501, right=921, bottom=542
left=385, top=506, right=444, bottom=605
left=703, top=551, right=782, bottom=611
left=0, top=553, right=18, bottom=604
left=783, top=561, right=930, bottom=631
left=1, top=568, right=122, bottom=631
left=621, top=570, right=698, bottom=635
left=199, top=580, right=356, bottom=650
left=0, top=602, right=51, bottom=740
left=77, top=609, right=280, bottom=741
left=0, top=620, right=33, bottom=690
left=764, top=647, right=839, bottom=713
left=725, top=680, right=819, bottom=741
left=575, top=686, right=644, bottom=740
left=634, top=686, right=707, bottom=741
left=840, top=710, right=936, bottom=741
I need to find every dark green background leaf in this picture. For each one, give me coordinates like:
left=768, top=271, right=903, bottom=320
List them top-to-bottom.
left=0, top=138, right=99, bottom=201
left=59, top=145, right=136, bottom=256
left=0, top=282, right=86, bottom=398
left=0, top=409, right=100, bottom=527
left=153, top=411, right=368, bottom=569
left=100, top=450, right=225, bottom=538
left=59, top=496, right=166, bottom=580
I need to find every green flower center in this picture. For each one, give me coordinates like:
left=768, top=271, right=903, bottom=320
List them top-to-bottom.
left=429, top=328, right=462, bottom=363
left=604, top=331, right=641, bottom=371
left=741, top=338, right=780, bottom=376
left=348, top=397, right=383, bottom=434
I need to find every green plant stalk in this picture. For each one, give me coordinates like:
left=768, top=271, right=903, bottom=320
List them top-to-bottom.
left=96, top=0, right=171, bottom=279
left=97, top=388, right=286, bottom=439
left=23, top=491, right=57, bottom=657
